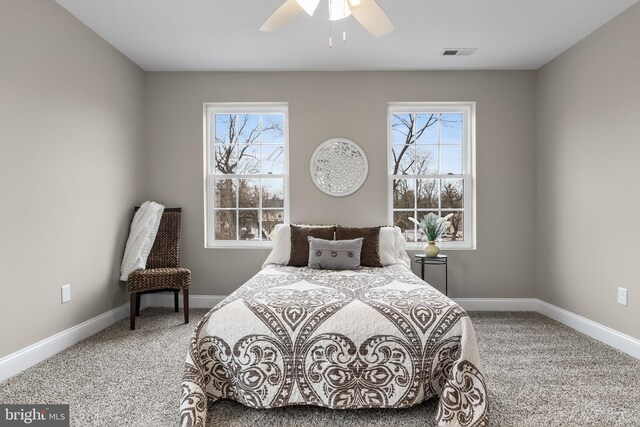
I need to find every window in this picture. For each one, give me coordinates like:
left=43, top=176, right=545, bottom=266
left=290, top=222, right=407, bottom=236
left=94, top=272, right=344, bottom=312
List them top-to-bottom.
left=204, top=103, right=289, bottom=247
left=388, top=103, right=475, bottom=249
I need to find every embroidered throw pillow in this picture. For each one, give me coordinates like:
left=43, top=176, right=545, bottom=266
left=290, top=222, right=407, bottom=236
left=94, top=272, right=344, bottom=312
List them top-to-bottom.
left=307, top=237, right=363, bottom=270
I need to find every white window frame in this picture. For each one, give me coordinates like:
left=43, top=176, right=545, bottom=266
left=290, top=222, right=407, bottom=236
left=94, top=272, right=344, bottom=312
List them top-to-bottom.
left=203, top=102, right=290, bottom=248
left=387, top=102, right=476, bottom=250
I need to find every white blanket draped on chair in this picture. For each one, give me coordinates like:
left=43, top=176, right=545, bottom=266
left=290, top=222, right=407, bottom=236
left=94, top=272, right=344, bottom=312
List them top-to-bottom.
left=120, top=201, right=165, bottom=281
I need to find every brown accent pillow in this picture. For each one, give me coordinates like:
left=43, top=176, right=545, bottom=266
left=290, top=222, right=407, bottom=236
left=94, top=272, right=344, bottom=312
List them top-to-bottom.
left=288, top=225, right=336, bottom=267
left=335, top=226, right=382, bottom=267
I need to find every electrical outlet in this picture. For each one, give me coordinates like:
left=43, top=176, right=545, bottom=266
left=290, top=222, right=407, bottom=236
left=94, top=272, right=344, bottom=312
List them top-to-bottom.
left=61, top=284, right=71, bottom=304
left=617, top=287, right=628, bottom=306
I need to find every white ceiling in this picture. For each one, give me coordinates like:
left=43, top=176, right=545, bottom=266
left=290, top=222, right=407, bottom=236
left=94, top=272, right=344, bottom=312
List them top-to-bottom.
left=55, top=0, right=639, bottom=71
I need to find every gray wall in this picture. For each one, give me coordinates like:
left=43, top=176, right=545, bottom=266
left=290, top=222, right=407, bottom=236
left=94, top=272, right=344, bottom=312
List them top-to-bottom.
left=0, top=0, right=146, bottom=357
left=7, top=0, right=636, bottom=360
left=536, top=3, right=640, bottom=339
left=146, top=71, right=537, bottom=298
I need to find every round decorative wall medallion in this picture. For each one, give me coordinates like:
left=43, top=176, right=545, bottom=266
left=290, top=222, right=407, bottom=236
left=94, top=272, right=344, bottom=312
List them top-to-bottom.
left=309, top=138, right=369, bottom=197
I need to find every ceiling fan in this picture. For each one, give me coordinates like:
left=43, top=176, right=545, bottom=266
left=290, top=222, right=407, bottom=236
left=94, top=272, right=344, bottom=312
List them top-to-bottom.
left=260, top=0, right=394, bottom=39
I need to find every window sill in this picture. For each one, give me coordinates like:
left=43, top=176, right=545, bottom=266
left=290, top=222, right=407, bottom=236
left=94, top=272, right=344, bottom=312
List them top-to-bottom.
left=205, top=241, right=274, bottom=249
left=404, top=243, right=476, bottom=251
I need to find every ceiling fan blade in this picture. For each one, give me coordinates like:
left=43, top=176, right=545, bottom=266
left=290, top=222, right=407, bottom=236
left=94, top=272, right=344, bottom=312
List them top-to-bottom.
left=260, top=0, right=303, bottom=32
left=296, top=0, right=321, bottom=16
left=347, top=0, right=394, bottom=38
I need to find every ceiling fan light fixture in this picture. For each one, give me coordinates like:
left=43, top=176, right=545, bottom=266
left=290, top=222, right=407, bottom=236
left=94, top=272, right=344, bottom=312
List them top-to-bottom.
left=262, top=0, right=394, bottom=39
left=296, top=0, right=321, bottom=16
left=329, top=0, right=352, bottom=21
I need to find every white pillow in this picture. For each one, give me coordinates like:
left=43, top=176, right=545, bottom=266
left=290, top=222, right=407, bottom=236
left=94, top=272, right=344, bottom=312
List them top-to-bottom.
left=262, top=224, right=291, bottom=268
left=262, top=224, right=411, bottom=270
left=379, top=226, right=398, bottom=266
left=380, top=226, right=411, bottom=269
left=395, top=228, right=412, bottom=270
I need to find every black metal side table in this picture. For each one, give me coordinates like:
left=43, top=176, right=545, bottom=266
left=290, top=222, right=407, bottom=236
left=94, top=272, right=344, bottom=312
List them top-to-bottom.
left=414, top=253, right=448, bottom=296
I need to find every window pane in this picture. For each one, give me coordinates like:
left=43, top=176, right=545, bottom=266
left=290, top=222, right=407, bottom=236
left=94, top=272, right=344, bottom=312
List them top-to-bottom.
left=387, top=106, right=471, bottom=249
left=208, top=107, right=288, bottom=245
left=416, top=113, right=438, bottom=144
left=440, top=113, right=463, bottom=144
left=214, top=114, right=235, bottom=144
left=236, top=114, right=261, bottom=145
left=263, top=114, right=284, bottom=144
left=391, top=114, right=413, bottom=145
left=214, top=143, right=238, bottom=174
left=237, top=144, right=260, bottom=174
left=262, top=145, right=285, bottom=174
left=391, top=145, right=414, bottom=175
left=415, top=145, right=438, bottom=175
left=440, top=146, right=462, bottom=175
left=262, top=178, right=284, bottom=208
left=215, top=179, right=236, bottom=208
left=238, top=179, right=260, bottom=208
left=393, top=179, right=415, bottom=209
left=417, top=179, right=438, bottom=209
left=441, top=179, right=464, bottom=209
left=215, top=210, right=237, bottom=240
left=239, top=210, right=259, bottom=241
left=262, top=210, right=284, bottom=240
left=415, top=210, right=440, bottom=241
left=393, top=211, right=416, bottom=242
left=441, top=211, right=464, bottom=242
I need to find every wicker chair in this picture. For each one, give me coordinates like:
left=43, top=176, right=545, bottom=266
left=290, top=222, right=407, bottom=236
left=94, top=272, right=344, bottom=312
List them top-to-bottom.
left=128, top=207, right=190, bottom=330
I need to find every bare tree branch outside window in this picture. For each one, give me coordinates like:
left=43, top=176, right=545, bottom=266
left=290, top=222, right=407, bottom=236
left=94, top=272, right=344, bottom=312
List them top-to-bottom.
left=209, top=112, right=286, bottom=243
left=390, top=112, right=465, bottom=243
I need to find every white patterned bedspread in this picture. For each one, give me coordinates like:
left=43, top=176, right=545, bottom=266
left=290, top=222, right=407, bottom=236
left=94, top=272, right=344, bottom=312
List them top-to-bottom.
left=180, top=265, right=489, bottom=426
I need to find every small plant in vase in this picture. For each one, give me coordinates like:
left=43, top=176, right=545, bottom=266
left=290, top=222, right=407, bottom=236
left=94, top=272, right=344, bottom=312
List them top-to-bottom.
left=409, top=213, right=453, bottom=257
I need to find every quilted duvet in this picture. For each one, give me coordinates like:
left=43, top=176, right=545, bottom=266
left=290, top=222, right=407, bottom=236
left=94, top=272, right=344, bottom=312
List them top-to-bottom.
left=180, top=264, right=488, bottom=426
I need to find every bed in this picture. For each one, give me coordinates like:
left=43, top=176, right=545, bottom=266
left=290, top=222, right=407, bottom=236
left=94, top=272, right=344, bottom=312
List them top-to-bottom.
left=179, top=226, right=488, bottom=427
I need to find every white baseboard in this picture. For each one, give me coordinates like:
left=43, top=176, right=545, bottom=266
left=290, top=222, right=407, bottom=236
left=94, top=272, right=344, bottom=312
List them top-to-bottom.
left=0, top=293, right=224, bottom=382
left=2, top=295, right=638, bottom=383
left=454, top=297, right=640, bottom=359
left=454, top=298, right=538, bottom=311
left=536, top=299, right=640, bottom=359
left=0, top=302, right=130, bottom=382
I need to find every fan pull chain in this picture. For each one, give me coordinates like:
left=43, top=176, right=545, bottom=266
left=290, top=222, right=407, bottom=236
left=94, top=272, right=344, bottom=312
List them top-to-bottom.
left=328, top=0, right=333, bottom=48
left=342, top=0, right=347, bottom=42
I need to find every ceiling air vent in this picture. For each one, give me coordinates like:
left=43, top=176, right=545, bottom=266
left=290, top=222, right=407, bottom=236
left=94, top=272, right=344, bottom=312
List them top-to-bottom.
left=441, top=48, right=477, bottom=56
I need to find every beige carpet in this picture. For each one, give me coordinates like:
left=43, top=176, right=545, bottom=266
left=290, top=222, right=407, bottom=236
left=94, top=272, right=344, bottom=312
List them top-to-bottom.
left=1, top=308, right=638, bottom=426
